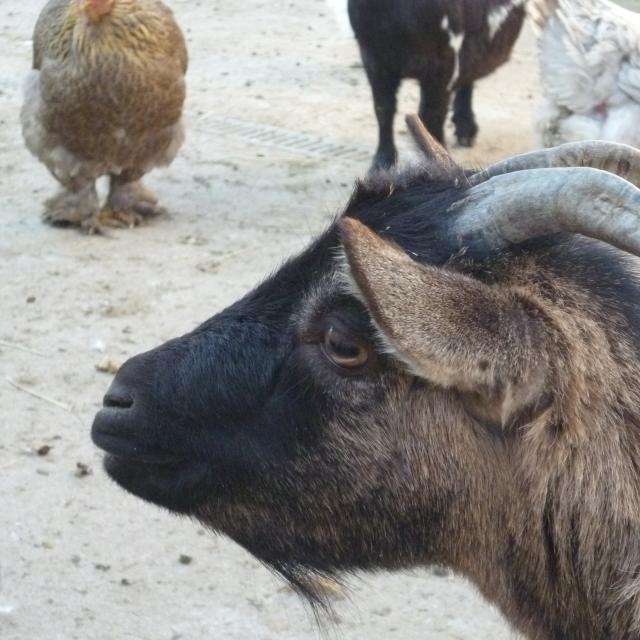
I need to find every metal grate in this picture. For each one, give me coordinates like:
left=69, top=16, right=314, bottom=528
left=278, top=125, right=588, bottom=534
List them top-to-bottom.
left=199, top=115, right=371, bottom=163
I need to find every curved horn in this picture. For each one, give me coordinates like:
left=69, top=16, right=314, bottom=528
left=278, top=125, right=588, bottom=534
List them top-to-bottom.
left=405, top=114, right=462, bottom=178
left=470, top=141, right=640, bottom=188
left=450, top=167, right=640, bottom=256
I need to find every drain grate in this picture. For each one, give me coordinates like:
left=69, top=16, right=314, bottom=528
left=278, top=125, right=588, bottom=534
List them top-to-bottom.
left=199, top=115, right=372, bottom=163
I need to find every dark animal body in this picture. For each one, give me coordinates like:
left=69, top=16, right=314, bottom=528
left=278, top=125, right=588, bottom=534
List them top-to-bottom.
left=349, top=0, right=526, bottom=168
left=92, top=130, right=640, bottom=639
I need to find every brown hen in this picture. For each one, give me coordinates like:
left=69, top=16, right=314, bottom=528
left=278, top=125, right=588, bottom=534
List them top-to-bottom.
left=22, top=0, right=188, bottom=233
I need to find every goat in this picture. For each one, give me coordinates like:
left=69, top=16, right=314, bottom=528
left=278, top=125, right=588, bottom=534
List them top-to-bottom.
left=348, top=0, right=527, bottom=169
left=92, top=121, right=640, bottom=638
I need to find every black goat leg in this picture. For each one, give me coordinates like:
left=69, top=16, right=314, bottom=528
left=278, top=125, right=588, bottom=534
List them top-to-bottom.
left=365, top=62, right=401, bottom=171
left=418, top=77, right=450, bottom=147
left=452, top=84, right=479, bottom=147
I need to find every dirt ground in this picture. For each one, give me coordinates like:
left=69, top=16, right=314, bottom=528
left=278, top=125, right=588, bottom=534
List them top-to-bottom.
left=0, top=2, right=558, bottom=639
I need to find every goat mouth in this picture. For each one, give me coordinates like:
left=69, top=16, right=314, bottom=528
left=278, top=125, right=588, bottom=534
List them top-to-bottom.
left=91, top=409, right=182, bottom=465
left=95, top=434, right=181, bottom=465
left=101, top=447, right=207, bottom=515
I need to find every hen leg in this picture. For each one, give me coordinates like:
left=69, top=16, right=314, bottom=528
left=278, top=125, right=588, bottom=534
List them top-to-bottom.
left=103, top=173, right=166, bottom=227
left=43, top=182, right=100, bottom=229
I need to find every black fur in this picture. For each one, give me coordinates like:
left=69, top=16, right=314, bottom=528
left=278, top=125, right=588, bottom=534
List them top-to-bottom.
left=91, top=163, right=640, bottom=637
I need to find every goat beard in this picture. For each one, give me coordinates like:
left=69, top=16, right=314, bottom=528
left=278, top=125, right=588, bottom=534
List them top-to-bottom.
left=193, top=501, right=349, bottom=610
left=269, top=562, right=345, bottom=611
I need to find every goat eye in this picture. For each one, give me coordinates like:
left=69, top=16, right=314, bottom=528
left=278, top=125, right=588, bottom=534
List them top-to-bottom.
left=322, top=325, right=369, bottom=369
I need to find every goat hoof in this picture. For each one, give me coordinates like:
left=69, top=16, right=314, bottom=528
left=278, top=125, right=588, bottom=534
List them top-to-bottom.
left=456, top=135, right=475, bottom=148
left=370, top=146, right=398, bottom=172
left=370, top=156, right=396, bottom=173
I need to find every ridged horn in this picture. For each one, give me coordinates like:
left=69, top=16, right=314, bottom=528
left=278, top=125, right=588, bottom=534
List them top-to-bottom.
left=405, top=114, right=462, bottom=178
left=470, top=141, right=640, bottom=188
left=450, top=167, right=640, bottom=257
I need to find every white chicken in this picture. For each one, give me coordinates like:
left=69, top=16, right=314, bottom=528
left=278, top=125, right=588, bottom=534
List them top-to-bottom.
left=530, top=0, right=640, bottom=147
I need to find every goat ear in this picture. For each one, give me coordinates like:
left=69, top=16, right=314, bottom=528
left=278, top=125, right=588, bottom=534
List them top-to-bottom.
left=339, top=217, right=550, bottom=427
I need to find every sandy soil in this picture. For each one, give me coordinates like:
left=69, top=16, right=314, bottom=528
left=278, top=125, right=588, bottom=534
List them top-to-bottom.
left=0, top=2, right=549, bottom=639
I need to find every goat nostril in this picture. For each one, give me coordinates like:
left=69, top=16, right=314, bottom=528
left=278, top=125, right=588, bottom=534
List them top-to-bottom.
left=103, top=391, right=134, bottom=410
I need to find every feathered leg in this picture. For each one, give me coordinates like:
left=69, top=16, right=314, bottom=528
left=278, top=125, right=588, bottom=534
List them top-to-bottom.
left=103, top=172, right=166, bottom=227
left=43, top=182, right=100, bottom=229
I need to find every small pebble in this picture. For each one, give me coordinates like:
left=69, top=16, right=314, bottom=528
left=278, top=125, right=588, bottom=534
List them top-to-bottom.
left=95, top=357, right=121, bottom=374
left=36, top=445, right=52, bottom=456
left=75, top=462, right=92, bottom=478
left=178, top=554, right=193, bottom=565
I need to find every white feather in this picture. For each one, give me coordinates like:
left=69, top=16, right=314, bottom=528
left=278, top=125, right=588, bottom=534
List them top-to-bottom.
left=21, top=69, right=85, bottom=184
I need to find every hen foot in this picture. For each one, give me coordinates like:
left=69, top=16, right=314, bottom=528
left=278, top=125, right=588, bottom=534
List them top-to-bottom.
left=106, top=180, right=167, bottom=227
left=42, top=185, right=99, bottom=230
left=79, top=208, right=146, bottom=235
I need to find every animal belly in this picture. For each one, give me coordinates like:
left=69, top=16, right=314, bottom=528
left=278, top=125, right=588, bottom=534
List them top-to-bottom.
left=40, top=62, right=184, bottom=171
left=601, top=104, right=640, bottom=147
left=560, top=114, right=603, bottom=142
left=43, top=123, right=173, bottom=182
